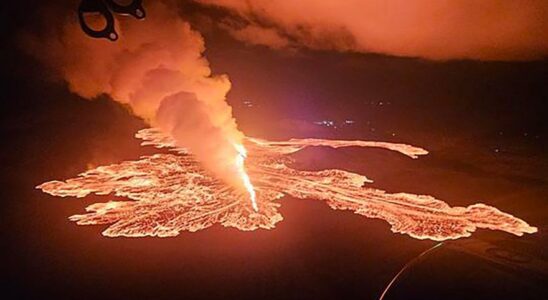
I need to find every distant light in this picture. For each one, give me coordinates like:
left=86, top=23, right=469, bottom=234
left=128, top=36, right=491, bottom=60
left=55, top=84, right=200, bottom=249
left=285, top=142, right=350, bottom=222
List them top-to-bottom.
left=313, top=119, right=339, bottom=128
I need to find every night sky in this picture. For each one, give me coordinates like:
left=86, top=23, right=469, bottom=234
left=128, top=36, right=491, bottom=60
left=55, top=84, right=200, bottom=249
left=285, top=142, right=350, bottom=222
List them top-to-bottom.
left=1, top=1, right=547, bottom=299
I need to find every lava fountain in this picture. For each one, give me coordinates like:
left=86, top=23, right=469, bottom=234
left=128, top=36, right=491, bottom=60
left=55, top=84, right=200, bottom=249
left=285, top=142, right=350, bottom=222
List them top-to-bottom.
left=37, top=128, right=537, bottom=240
left=234, top=143, right=258, bottom=211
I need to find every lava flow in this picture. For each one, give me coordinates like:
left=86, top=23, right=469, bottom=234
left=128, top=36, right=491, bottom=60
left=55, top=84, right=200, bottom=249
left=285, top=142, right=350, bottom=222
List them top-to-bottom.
left=37, top=128, right=538, bottom=240
left=234, top=143, right=258, bottom=211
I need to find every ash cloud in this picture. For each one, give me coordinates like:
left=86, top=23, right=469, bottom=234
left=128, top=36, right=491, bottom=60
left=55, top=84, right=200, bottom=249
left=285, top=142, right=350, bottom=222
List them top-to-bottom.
left=197, top=0, right=548, bottom=61
left=24, top=1, right=246, bottom=189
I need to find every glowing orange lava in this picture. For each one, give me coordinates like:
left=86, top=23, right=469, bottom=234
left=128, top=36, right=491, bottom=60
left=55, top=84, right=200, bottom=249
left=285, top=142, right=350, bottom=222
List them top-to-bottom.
left=37, top=128, right=537, bottom=240
left=234, top=143, right=258, bottom=211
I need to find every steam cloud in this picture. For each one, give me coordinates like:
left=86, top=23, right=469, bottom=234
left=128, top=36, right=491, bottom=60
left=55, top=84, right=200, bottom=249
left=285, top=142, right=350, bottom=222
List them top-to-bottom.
left=22, top=0, right=547, bottom=190
left=198, top=0, right=548, bottom=61
left=25, top=1, right=246, bottom=189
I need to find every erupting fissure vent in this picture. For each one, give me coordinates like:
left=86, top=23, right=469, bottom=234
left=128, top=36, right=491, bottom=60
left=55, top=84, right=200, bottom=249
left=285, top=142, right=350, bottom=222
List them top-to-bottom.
left=37, top=128, right=537, bottom=240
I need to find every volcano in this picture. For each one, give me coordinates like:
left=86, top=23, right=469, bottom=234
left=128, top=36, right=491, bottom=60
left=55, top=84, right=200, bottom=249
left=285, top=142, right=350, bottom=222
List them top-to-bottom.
left=37, top=128, right=537, bottom=240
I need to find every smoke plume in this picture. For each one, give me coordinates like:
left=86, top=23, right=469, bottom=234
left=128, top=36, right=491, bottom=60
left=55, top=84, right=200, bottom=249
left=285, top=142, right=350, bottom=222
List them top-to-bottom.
left=197, top=0, right=548, bottom=61
left=25, top=1, right=247, bottom=190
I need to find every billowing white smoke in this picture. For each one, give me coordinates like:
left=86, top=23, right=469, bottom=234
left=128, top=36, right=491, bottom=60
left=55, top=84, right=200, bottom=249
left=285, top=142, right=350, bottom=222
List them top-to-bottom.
left=198, top=0, right=548, bottom=61
left=25, top=1, right=247, bottom=190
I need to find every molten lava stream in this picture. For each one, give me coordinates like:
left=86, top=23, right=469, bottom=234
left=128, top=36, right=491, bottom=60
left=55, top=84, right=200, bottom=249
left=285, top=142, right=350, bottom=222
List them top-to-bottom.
left=234, top=143, right=258, bottom=211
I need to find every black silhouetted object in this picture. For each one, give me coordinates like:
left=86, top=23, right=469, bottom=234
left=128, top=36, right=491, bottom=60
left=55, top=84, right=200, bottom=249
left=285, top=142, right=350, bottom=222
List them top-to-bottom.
left=78, top=0, right=145, bottom=41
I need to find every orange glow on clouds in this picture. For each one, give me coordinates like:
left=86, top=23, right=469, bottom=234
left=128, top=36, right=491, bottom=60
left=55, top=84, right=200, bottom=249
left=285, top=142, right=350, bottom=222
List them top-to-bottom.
left=199, top=0, right=548, bottom=60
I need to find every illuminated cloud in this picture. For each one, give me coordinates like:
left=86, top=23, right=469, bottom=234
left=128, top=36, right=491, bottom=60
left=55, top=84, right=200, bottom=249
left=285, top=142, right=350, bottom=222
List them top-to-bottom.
left=198, top=0, right=548, bottom=60
left=23, top=1, right=252, bottom=193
